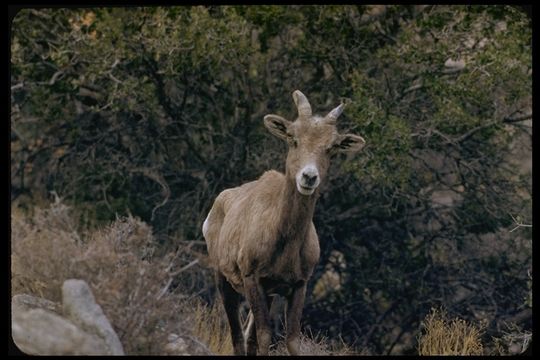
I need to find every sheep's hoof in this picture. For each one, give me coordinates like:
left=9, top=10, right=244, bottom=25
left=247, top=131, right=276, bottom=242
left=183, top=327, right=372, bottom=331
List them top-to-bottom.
left=257, top=331, right=271, bottom=355
left=287, top=337, right=300, bottom=355
left=246, top=339, right=257, bottom=355
left=233, top=342, right=245, bottom=355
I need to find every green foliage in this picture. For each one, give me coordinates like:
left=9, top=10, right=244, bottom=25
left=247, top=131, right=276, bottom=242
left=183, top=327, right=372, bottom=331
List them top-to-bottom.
left=348, top=71, right=413, bottom=189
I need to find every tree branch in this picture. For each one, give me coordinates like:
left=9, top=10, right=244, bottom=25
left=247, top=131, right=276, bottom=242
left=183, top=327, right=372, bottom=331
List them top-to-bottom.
left=503, top=113, right=532, bottom=123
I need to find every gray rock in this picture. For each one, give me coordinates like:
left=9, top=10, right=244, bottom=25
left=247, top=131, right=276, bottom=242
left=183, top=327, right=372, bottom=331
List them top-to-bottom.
left=62, top=279, right=124, bottom=355
left=12, top=294, right=61, bottom=314
left=12, top=308, right=107, bottom=355
left=164, top=333, right=213, bottom=355
left=164, top=334, right=189, bottom=355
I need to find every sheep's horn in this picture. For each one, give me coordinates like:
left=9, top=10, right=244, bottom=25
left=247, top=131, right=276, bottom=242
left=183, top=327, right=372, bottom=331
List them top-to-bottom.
left=292, top=90, right=312, bottom=118
left=325, top=102, right=345, bottom=124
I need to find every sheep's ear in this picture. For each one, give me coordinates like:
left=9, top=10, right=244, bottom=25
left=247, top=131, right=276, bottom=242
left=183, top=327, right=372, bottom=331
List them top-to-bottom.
left=264, top=114, right=291, bottom=141
left=333, top=133, right=366, bottom=154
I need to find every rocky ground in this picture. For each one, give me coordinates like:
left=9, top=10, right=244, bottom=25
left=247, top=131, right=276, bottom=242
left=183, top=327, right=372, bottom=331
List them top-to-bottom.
left=11, top=279, right=211, bottom=356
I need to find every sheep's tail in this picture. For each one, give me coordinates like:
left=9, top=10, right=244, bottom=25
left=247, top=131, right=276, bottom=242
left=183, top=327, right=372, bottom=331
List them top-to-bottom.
left=243, top=309, right=255, bottom=341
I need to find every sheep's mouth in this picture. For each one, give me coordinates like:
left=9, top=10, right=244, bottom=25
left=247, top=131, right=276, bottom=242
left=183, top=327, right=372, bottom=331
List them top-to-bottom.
left=297, top=183, right=316, bottom=195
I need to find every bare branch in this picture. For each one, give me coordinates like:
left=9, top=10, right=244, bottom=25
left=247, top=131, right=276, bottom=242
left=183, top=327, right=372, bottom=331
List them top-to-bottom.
left=48, top=70, right=64, bottom=85
left=108, top=72, right=123, bottom=84
left=11, top=82, right=24, bottom=91
left=402, top=83, right=424, bottom=95
left=427, top=113, right=525, bottom=146
left=503, top=113, right=532, bottom=123
left=452, top=120, right=499, bottom=143
left=129, top=167, right=171, bottom=222
left=509, top=214, right=532, bottom=233
left=157, top=259, right=200, bottom=300
left=169, top=259, right=200, bottom=276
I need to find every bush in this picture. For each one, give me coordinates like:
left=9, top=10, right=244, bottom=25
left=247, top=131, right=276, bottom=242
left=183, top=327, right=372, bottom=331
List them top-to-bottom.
left=11, top=199, right=204, bottom=355
left=417, top=308, right=484, bottom=355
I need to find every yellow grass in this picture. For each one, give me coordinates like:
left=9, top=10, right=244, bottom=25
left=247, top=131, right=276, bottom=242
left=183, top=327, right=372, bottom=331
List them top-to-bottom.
left=191, top=300, right=234, bottom=355
left=417, top=307, right=484, bottom=355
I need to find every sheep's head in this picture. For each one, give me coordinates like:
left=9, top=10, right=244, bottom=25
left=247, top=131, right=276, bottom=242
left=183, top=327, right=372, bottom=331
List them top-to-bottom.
left=264, top=90, right=366, bottom=196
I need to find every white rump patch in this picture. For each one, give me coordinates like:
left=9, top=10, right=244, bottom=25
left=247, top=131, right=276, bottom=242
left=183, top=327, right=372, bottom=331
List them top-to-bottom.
left=202, top=215, right=210, bottom=238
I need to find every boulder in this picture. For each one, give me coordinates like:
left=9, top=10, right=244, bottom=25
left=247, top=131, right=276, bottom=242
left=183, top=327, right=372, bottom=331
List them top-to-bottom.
left=62, top=279, right=124, bottom=355
left=12, top=293, right=60, bottom=314
left=12, top=308, right=107, bottom=355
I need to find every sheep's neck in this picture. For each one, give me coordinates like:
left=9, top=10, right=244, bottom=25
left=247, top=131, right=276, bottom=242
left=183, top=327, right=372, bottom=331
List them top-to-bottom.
left=278, top=175, right=318, bottom=242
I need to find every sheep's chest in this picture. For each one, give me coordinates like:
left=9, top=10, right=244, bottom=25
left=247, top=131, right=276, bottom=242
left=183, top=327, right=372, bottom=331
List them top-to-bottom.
left=262, top=239, right=311, bottom=286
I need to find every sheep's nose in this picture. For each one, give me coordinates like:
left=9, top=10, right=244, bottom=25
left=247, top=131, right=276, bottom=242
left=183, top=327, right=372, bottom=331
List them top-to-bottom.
left=302, top=172, right=318, bottom=186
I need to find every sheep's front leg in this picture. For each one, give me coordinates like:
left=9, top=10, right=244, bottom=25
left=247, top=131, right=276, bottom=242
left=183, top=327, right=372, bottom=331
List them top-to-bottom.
left=243, top=275, right=272, bottom=355
left=285, top=281, right=307, bottom=355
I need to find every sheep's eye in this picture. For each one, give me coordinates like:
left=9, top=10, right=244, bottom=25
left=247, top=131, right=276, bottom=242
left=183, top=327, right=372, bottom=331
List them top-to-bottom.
left=327, top=144, right=338, bottom=155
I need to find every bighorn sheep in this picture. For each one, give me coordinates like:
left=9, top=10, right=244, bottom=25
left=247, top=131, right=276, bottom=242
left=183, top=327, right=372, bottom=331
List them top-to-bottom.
left=202, top=90, right=365, bottom=355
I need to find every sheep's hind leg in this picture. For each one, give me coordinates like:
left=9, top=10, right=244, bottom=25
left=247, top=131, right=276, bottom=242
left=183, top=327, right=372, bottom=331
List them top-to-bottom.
left=217, top=272, right=245, bottom=355
left=244, top=310, right=257, bottom=355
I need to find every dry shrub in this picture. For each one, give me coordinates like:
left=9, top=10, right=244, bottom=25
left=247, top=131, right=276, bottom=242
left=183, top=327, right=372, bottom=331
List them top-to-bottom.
left=11, top=200, right=198, bottom=354
left=12, top=200, right=86, bottom=299
left=191, top=298, right=354, bottom=356
left=191, top=300, right=233, bottom=355
left=417, top=307, right=484, bottom=355
left=491, top=322, right=532, bottom=355
left=269, top=330, right=355, bottom=356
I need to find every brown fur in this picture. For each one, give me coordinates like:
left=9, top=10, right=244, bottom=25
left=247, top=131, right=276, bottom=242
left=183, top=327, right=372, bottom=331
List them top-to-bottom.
left=203, top=90, right=365, bottom=355
left=206, top=170, right=320, bottom=294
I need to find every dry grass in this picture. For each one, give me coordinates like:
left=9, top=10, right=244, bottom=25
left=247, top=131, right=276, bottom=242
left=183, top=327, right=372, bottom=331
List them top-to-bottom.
left=11, top=200, right=199, bottom=355
left=191, top=298, right=355, bottom=356
left=191, top=300, right=233, bottom=355
left=417, top=307, right=484, bottom=355
left=491, top=322, right=532, bottom=355
left=269, top=330, right=355, bottom=356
